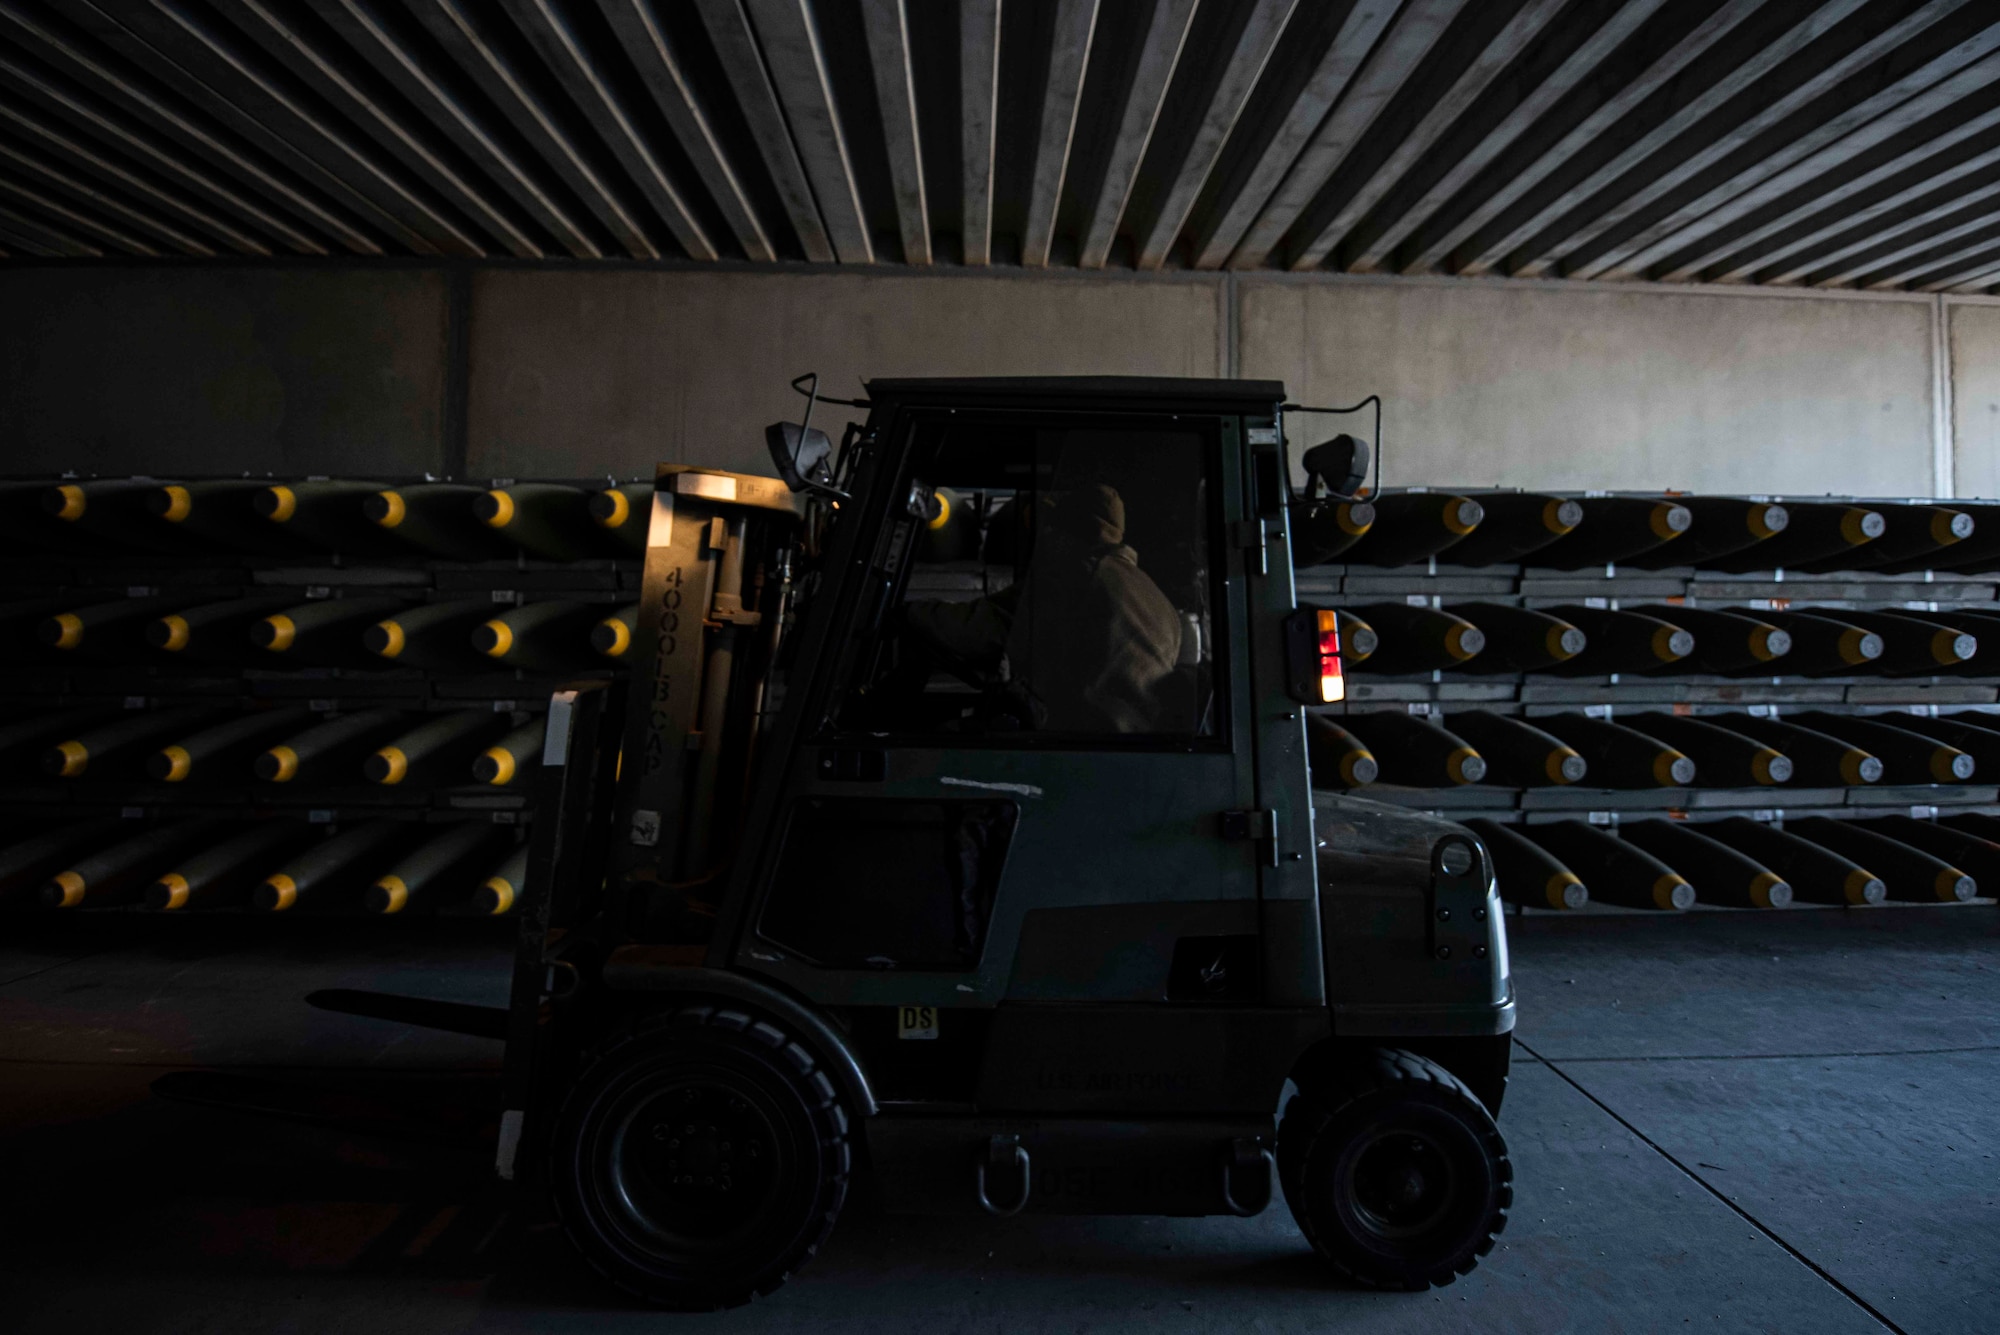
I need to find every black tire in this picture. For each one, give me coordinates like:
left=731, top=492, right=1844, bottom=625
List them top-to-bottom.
left=549, top=1005, right=852, bottom=1310
left=1279, top=1047, right=1511, bottom=1290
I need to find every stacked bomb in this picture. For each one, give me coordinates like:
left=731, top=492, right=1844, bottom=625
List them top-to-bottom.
left=0, top=477, right=667, bottom=928
left=0, top=478, right=653, bottom=561
left=1301, top=488, right=2000, bottom=576
left=1, top=592, right=640, bottom=674
left=1326, top=600, right=1992, bottom=679
left=0, top=704, right=548, bottom=794
left=1307, top=706, right=1993, bottom=791
left=1465, top=812, right=1995, bottom=913
left=0, top=814, right=525, bottom=916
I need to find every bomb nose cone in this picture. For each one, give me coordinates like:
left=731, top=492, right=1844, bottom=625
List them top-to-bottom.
left=1557, top=628, right=1587, bottom=657
left=1667, top=629, right=1695, bottom=659
left=1857, top=632, right=1884, bottom=661
left=1952, top=753, right=1977, bottom=780
left=1558, top=754, right=1588, bottom=784
left=1762, top=754, right=1794, bottom=785
left=1668, top=756, right=1696, bottom=786
left=1754, top=874, right=1793, bottom=909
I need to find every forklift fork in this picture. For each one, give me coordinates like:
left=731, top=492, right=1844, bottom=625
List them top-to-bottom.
left=497, top=679, right=627, bottom=1184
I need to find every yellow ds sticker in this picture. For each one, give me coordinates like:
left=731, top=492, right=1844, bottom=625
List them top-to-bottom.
left=897, top=1005, right=939, bottom=1041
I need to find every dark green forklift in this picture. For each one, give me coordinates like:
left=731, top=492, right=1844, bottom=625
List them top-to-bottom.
left=500, top=377, right=1516, bottom=1308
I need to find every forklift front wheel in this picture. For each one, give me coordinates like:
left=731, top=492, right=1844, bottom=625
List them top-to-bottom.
left=549, top=1006, right=853, bottom=1310
left=1279, top=1048, right=1511, bottom=1290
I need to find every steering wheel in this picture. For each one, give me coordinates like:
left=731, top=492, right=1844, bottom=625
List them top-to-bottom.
left=920, top=647, right=1037, bottom=732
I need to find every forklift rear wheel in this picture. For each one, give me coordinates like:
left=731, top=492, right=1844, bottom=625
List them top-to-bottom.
left=549, top=1005, right=852, bottom=1310
left=1279, top=1048, right=1511, bottom=1290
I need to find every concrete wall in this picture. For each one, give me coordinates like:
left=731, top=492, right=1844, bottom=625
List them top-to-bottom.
left=0, top=263, right=1979, bottom=498
left=0, top=268, right=448, bottom=476
left=465, top=269, right=1222, bottom=478
left=1239, top=279, right=1937, bottom=497
left=1950, top=301, right=2000, bottom=502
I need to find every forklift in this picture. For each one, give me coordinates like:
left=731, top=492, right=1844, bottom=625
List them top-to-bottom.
left=491, top=376, right=1515, bottom=1308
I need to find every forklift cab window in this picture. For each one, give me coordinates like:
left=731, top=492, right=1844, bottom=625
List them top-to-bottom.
left=839, top=417, right=1218, bottom=740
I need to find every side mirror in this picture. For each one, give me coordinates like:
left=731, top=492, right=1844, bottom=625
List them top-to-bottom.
left=766, top=421, right=835, bottom=493
left=1300, top=434, right=1370, bottom=499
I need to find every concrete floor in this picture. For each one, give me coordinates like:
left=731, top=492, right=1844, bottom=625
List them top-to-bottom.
left=1, top=908, right=1994, bottom=1334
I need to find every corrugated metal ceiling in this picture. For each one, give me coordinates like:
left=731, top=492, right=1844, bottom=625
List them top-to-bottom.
left=2, top=0, right=1999, bottom=292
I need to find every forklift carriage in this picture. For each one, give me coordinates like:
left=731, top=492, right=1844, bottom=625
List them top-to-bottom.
left=498, top=377, right=1516, bottom=1309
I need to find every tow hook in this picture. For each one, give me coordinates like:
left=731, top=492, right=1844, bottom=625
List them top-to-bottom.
left=976, top=1134, right=1031, bottom=1216
left=1220, top=1136, right=1274, bottom=1216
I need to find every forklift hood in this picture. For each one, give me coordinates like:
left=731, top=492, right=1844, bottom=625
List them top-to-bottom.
left=1311, top=791, right=1514, bottom=1039
left=1312, top=791, right=1473, bottom=886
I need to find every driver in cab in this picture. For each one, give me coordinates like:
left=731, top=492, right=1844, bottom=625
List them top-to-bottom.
left=902, top=484, right=1183, bottom=733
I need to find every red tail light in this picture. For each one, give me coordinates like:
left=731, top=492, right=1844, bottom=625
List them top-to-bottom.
left=1317, top=608, right=1344, bottom=703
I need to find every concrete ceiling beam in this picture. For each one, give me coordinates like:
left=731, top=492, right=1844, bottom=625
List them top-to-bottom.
left=82, top=0, right=475, bottom=255
left=213, top=0, right=544, bottom=259
left=324, top=0, right=601, bottom=259
left=403, top=0, right=658, bottom=258
left=501, top=0, right=715, bottom=260
left=600, top=0, right=775, bottom=262
left=688, top=0, right=828, bottom=262
left=739, top=0, right=871, bottom=264
left=857, top=0, right=927, bottom=264
left=958, top=0, right=998, bottom=265
left=1022, top=0, right=1097, bottom=268
left=1077, top=0, right=1195, bottom=271
left=1132, top=0, right=1292, bottom=271
left=1189, top=0, right=1398, bottom=271
left=1227, top=0, right=1466, bottom=272
left=1290, top=0, right=1571, bottom=273
left=1351, top=0, right=1671, bottom=275
left=1401, top=0, right=1765, bottom=276
left=1456, top=0, right=1873, bottom=278
left=1546, top=0, right=1982, bottom=280
left=3, top=1, right=383, bottom=254
left=1598, top=40, right=2000, bottom=281
left=0, top=48, right=320, bottom=254
left=0, top=87, right=271, bottom=254
left=1695, top=118, right=2000, bottom=285
left=0, top=134, right=216, bottom=254
left=0, top=172, right=156, bottom=253
left=1785, top=176, right=2000, bottom=287
left=0, top=199, right=103, bottom=255
left=1855, top=218, right=2000, bottom=289
left=1905, top=233, right=2000, bottom=290
left=1939, top=253, right=2000, bottom=291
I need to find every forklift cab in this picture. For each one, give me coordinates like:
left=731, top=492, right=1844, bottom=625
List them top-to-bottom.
left=507, top=377, right=1514, bottom=1310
